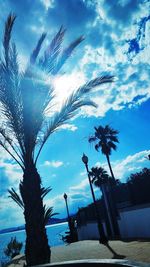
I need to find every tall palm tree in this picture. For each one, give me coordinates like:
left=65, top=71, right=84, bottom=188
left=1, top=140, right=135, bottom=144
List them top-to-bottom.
left=0, top=14, right=114, bottom=266
left=89, top=125, right=119, bottom=181
left=89, top=126, right=120, bottom=237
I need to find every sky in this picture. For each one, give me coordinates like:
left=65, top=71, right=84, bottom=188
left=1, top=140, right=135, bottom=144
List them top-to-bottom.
left=0, top=0, right=150, bottom=229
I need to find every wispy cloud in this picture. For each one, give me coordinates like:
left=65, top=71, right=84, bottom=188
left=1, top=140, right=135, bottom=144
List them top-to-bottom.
left=59, top=124, right=78, bottom=131
left=43, top=160, right=64, bottom=168
left=70, top=178, right=88, bottom=191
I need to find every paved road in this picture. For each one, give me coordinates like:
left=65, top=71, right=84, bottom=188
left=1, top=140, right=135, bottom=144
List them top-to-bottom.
left=6, top=240, right=150, bottom=266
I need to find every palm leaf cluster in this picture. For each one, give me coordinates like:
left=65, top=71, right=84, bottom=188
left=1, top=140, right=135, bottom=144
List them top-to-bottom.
left=0, top=14, right=114, bottom=170
left=0, top=14, right=114, bottom=223
left=89, top=125, right=119, bottom=156
left=89, top=166, right=110, bottom=187
left=4, top=237, right=23, bottom=259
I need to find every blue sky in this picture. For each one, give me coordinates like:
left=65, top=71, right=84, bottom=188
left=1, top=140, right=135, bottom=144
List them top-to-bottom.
left=0, top=0, right=150, bottom=229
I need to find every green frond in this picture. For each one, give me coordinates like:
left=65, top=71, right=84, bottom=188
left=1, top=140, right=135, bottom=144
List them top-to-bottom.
left=3, top=13, right=16, bottom=67
left=38, top=26, right=66, bottom=74
left=30, top=33, right=47, bottom=65
left=54, top=35, right=84, bottom=74
left=35, top=76, right=113, bottom=162
left=76, top=76, right=114, bottom=96
left=0, top=127, right=24, bottom=165
left=88, top=136, right=97, bottom=143
left=0, top=139, right=24, bottom=168
left=95, top=144, right=100, bottom=151
left=41, top=186, right=52, bottom=199
left=8, top=188, right=24, bottom=209
left=43, top=205, right=59, bottom=225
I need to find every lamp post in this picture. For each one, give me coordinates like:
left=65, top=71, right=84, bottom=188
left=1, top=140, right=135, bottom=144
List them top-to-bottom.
left=82, top=153, right=108, bottom=244
left=63, top=193, right=73, bottom=240
left=64, top=193, right=70, bottom=221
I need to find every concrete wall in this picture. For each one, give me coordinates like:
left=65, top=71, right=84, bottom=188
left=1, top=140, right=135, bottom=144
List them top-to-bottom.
left=77, top=204, right=150, bottom=240
left=118, top=204, right=150, bottom=239
left=77, top=222, right=107, bottom=241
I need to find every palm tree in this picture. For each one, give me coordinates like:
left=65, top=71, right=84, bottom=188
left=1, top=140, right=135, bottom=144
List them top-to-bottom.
left=0, top=14, right=114, bottom=266
left=89, top=125, right=119, bottom=181
left=89, top=166, right=114, bottom=237
left=89, top=166, right=110, bottom=187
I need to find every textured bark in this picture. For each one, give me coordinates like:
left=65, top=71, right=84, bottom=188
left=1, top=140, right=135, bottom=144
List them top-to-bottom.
left=106, top=154, right=115, bottom=181
left=105, top=155, right=120, bottom=237
left=20, top=163, right=51, bottom=266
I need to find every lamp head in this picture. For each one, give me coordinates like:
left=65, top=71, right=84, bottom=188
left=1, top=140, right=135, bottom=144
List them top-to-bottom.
left=82, top=153, right=88, bottom=165
left=63, top=193, right=67, bottom=200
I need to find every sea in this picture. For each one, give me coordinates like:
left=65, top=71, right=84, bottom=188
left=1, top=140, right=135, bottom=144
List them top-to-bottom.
left=0, top=222, right=68, bottom=264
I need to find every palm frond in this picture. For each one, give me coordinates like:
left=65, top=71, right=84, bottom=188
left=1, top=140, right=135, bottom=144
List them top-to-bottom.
left=3, top=13, right=16, bottom=67
left=38, top=26, right=65, bottom=74
left=0, top=27, right=25, bottom=161
left=30, top=33, right=47, bottom=65
left=54, top=35, right=84, bottom=74
left=35, top=75, right=113, bottom=162
left=76, top=76, right=114, bottom=96
left=35, top=99, right=96, bottom=163
left=0, top=127, right=24, bottom=164
left=109, top=135, right=119, bottom=143
left=88, top=136, right=97, bottom=143
left=0, top=139, right=24, bottom=168
left=108, top=141, right=117, bottom=150
left=95, top=144, right=100, bottom=151
left=41, top=186, right=52, bottom=199
left=8, top=188, right=24, bottom=209
left=43, top=205, right=59, bottom=225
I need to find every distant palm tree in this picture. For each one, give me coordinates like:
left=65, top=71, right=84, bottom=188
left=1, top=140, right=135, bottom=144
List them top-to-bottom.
left=0, top=14, right=114, bottom=266
left=89, top=125, right=119, bottom=181
left=89, top=166, right=110, bottom=188
left=89, top=166, right=114, bottom=233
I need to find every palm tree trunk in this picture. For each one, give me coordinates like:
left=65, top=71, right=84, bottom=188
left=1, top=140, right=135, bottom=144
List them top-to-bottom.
left=106, top=154, right=115, bottom=181
left=105, top=155, right=120, bottom=237
left=20, top=162, right=51, bottom=266
left=101, top=184, right=114, bottom=238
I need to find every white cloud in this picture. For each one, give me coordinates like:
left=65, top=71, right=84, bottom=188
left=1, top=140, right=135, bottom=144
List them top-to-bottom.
left=40, top=0, right=54, bottom=10
left=59, top=124, right=78, bottom=132
left=0, top=148, right=22, bottom=186
left=97, top=149, right=150, bottom=181
left=43, top=160, right=63, bottom=168
left=79, top=171, right=86, bottom=176
left=70, top=178, right=88, bottom=191
left=0, top=195, right=24, bottom=229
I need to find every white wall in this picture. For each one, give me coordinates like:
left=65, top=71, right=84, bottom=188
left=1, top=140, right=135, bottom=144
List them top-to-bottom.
left=77, top=204, right=150, bottom=240
left=118, top=205, right=150, bottom=239
left=77, top=222, right=107, bottom=241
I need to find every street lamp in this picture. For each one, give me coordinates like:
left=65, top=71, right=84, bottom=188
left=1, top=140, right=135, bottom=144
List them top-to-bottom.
left=82, top=153, right=108, bottom=244
left=63, top=193, right=70, bottom=220
left=63, top=193, right=73, bottom=240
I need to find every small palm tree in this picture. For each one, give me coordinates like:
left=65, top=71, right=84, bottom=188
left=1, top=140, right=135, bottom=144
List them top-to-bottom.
left=0, top=14, right=114, bottom=266
left=89, top=125, right=119, bottom=181
left=4, top=237, right=23, bottom=259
